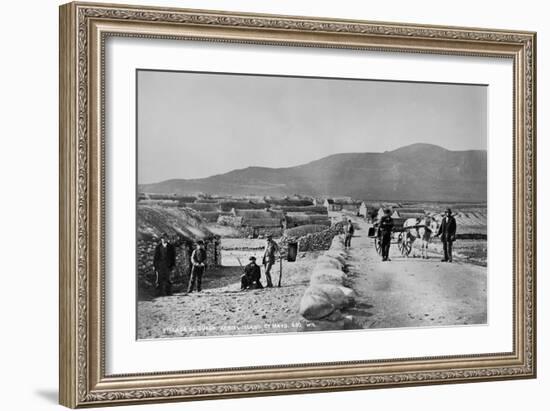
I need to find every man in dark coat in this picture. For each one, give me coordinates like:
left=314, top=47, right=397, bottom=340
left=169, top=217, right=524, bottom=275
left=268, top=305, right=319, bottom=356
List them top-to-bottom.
left=437, top=208, right=457, bottom=262
left=379, top=209, right=394, bottom=262
left=344, top=219, right=355, bottom=249
left=153, top=233, right=176, bottom=296
left=262, top=235, right=280, bottom=288
left=187, top=240, right=207, bottom=293
left=241, top=256, right=263, bottom=290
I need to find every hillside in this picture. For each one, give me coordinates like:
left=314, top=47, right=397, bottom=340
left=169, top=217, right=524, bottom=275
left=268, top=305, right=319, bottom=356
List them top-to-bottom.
left=139, top=143, right=487, bottom=202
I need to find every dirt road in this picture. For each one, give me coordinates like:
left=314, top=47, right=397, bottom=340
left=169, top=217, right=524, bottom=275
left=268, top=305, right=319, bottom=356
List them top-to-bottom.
left=344, top=217, right=487, bottom=329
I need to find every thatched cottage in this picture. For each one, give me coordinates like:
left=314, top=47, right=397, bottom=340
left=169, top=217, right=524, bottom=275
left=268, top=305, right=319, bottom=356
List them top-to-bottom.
left=265, top=197, right=314, bottom=207
left=219, top=201, right=268, bottom=212
left=182, top=202, right=219, bottom=212
left=137, top=205, right=221, bottom=292
left=233, top=209, right=285, bottom=238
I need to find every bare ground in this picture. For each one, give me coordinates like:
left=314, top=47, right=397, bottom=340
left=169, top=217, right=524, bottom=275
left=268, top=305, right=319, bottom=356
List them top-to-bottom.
left=137, top=251, right=321, bottom=339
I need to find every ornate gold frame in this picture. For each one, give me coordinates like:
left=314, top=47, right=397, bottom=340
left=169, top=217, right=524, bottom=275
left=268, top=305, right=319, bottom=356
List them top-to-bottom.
left=59, top=2, right=536, bottom=408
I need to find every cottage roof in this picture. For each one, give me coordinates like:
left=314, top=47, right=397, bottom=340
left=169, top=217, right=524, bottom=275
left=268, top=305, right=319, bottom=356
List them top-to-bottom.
left=265, top=198, right=314, bottom=207
left=219, top=201, right=268, bottom=211
left=183, top=202, right=219, bottom=212
left=137, top=205, right=215, bottom=242
left=273, top=205, right=328, bottom=214
left=234, top=209, right=273, bottom=219
left=285, top=214, right=331, bottom=227
left=243, top=217, right=283, bottom=228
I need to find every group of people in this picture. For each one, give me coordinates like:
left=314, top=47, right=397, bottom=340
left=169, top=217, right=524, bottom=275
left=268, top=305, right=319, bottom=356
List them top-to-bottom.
left=345, top=208, right=458, bottom=262
left=152, top=233, right=281, bottom=297
left=152, top=235, right=208, bottom=296
left=240, top=235, right=280, bottom=291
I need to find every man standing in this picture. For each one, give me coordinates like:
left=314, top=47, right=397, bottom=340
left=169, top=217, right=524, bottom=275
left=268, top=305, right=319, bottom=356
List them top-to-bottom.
left=437, top=208, right=457, bottom=262
left=379, top=209, right=394, bottom=262
left=344, top=219, right=355, bottom=249
left=153, top=233, right=176, bottom=297
left=262, top=235, right=280, bottom=288
left=187, top=240, right=207, bottom=293
left=241, top=256, right=264, bottom=290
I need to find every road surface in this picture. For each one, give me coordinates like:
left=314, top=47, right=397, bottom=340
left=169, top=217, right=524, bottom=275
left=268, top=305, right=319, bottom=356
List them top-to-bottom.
left=344, top=216, right=487, bottom=329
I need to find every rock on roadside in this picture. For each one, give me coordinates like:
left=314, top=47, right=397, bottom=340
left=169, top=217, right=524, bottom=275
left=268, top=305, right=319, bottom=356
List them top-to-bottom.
left=299, top=235, right=356, bottom=324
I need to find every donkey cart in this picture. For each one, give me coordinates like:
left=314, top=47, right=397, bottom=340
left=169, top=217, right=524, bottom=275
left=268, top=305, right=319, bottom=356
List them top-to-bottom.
left=367, top=218, right=412, bottom=257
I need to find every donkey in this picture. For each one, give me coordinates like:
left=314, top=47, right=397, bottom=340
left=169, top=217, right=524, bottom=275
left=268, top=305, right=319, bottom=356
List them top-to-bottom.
left=402, top=215, right=440, bottom=259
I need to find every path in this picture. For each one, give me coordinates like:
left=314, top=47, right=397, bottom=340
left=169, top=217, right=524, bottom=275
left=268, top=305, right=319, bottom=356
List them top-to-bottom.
left=344, top=216, right=487, bottom=329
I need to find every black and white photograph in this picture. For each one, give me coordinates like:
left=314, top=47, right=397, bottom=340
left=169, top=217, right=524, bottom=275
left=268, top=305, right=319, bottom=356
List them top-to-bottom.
left=136, top=70, right=488, bottom=340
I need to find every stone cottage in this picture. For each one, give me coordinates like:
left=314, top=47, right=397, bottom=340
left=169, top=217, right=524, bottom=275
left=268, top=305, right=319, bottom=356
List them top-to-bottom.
left=136, top=205, right=221, bottom=294
left=233, top=209, right=285, bottom=238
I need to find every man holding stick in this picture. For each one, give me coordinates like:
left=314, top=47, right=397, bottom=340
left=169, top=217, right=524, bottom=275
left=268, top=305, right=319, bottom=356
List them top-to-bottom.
left=262, top=235, right=280, bottom=288
left=187, top=240, right=207, bottom=293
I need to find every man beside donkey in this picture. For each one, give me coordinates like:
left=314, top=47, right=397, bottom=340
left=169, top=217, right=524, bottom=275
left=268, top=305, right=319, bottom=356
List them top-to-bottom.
left=437, top=208, right=457, bottom=262
left=187, top=240, right=207, bottom=293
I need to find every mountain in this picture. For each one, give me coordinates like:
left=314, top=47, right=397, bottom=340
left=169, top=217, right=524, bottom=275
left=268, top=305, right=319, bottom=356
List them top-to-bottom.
left=139, top=143, right=487, bottom=202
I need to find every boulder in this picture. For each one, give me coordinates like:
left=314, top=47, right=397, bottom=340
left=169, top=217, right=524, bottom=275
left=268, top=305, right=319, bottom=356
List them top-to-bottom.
left=324, top=250, right=347, bottom=264
left=315, top=256, right=344, bottom=270
left=310, top=268, right=346, bottom=285
left=309, top=283, right=349, bottom=308
left=337, top=286, right=356, bottom=305
left=299, top=289, right=336, bottom=320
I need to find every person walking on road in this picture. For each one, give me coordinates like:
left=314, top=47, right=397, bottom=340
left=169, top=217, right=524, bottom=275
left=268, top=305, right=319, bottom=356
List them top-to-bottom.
left=437, top=208, right=457, bottom=262
left=379, top=209, right=394, bottom=262
left=344, top=219, right=355, bottom=249
left=153, top=233, right=176, bottom=297
left=262, top=235, right=280, bottom=288
left=187, top=240, right=207, bottom=293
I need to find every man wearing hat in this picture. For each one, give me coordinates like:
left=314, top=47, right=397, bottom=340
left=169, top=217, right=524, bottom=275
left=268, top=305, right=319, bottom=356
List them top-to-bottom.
left=378, top=208, right=394, bottom=262
left=437, top=208, right=457, bottom=262
left=437, top=208, right=456, bottom=263
left=153, top=233, right=176, bottom=296
left=262, top=235, right=280, bottom=288
left=187, top=240, right=207, bottom=293
left=241, top=256, right=263, bottom=290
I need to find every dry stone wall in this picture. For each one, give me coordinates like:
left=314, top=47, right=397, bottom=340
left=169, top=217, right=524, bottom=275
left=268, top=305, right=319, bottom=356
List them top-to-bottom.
left=280, top=222, right=344, bottom=253
left=298, top=235, right=357, bottom=330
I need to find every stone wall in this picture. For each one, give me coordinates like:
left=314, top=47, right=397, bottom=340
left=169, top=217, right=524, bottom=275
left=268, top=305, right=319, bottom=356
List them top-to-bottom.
left=279, top=222, right=344, bottom=253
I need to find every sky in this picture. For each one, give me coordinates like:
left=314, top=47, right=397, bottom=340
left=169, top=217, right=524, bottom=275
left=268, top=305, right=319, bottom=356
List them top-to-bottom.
left=137, top=70, right=487, bottom=184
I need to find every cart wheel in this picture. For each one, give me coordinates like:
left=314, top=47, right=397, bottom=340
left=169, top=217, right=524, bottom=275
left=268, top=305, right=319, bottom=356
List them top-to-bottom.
left=374, top=238, right=382, bottom=255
